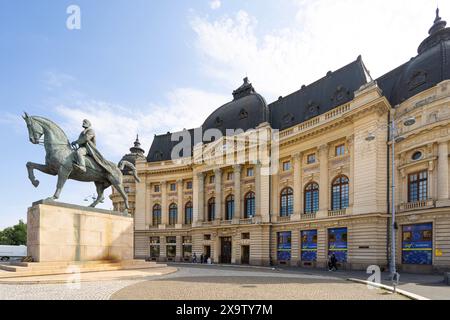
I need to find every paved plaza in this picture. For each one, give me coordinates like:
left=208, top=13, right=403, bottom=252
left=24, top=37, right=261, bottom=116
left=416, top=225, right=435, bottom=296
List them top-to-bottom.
left=0, top=265, right=412, bottom=300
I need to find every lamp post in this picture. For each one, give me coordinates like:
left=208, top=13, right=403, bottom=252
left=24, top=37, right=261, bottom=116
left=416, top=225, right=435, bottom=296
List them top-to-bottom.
left=366, top=116, right=416, bottom=281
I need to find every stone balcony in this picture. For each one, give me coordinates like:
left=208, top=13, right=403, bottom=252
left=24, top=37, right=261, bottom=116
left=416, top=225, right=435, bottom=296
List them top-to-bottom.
left=398, top=199, right=435, bottom=212
left=328, top=209, right=347, bottom=217
left=301, top=213, right=317, bottom=220
left=277, top=216, right=291, bottom=223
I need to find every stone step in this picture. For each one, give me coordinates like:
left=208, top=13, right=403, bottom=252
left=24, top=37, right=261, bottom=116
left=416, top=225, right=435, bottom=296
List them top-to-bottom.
left=0, top=260, right=166, bottom=278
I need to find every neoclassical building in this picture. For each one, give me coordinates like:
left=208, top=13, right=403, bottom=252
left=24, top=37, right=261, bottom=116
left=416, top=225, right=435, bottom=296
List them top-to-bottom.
left=112, top=10, right=450, bottom=273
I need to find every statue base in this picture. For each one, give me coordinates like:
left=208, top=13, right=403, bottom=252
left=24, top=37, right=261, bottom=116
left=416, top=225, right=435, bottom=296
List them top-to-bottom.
left=27, top=200, right=133, bottom=262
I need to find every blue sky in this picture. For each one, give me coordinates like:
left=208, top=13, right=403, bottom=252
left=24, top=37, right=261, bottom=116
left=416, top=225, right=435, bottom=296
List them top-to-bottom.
left=0, top=0, right=447, bottom=229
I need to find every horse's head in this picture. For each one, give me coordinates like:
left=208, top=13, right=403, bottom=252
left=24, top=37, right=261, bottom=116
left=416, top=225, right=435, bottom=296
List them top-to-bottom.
left=22, top=112, right=44, bottom=144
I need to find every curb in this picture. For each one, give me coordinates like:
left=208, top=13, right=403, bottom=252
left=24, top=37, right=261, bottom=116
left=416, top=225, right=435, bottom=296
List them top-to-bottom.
left=347, top=278, right=430, bottom=300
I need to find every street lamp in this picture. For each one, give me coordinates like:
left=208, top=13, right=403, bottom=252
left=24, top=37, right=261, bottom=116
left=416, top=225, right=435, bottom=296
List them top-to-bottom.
left=366, top=115, right=416, bottom=281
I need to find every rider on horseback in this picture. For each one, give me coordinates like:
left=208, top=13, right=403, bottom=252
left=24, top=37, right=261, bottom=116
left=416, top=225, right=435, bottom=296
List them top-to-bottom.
left=71, top=119, right=96, bottom=173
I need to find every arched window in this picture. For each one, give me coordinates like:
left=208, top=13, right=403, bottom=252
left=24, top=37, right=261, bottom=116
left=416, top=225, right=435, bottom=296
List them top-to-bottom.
left=331, top=176, right=349, bottom=210
left=304, top=182, right=319, bottom=214
left=280, top=188, right=294, bottom=217
left=244, top=192, right=255, bottom=218
left=225, top=195, right=234, bottom=221
left=207, top=198, right=215, bottom=221
left=185, top=201, right=193, bottom=225
left=169, top=203, right=177, bottom=225
left=152, top=204, right=161, bottom=226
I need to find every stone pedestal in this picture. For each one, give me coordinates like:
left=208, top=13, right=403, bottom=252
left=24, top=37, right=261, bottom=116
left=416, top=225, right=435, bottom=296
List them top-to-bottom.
left=27, top=200, right=133, bottom=263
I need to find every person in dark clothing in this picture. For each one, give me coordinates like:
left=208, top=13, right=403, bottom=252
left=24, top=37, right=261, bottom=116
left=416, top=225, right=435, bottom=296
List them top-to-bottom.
left=192, top=253, right=197, bottom=263
left=329, top=253, right=338, bottom=271
left=200, top=254, right=204, bottom=264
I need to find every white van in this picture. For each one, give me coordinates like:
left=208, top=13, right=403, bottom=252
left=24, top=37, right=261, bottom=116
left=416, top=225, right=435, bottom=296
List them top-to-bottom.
left=0, top=245, right=27, bottom=261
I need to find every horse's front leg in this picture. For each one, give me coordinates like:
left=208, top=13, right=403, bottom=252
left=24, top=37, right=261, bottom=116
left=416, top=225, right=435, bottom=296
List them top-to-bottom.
left=26, top=162, right=55, bottom=188
left=49, top=165, right=72, bottom=200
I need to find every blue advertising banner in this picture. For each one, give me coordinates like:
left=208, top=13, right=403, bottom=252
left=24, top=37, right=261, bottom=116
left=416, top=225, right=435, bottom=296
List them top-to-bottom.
left=402, top=223, right=432, bottom=265
left=328, top=228, right=347, bottom=262
left=301, top=230, right=317, bottom=261
left=277, top=231, right=291, bottom=261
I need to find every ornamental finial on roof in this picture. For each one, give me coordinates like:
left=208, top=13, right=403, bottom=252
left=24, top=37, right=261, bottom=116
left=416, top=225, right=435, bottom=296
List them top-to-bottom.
left=429, top=7, right=447, bottom=35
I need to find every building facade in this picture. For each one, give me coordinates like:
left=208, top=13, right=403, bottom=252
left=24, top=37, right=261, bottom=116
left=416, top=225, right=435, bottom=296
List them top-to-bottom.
left=112, top=10, right=450, bottom=273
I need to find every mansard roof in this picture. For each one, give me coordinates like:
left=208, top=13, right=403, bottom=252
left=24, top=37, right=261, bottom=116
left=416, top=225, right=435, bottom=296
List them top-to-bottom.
left=377, top=8, right=450, bottom=106
left=269, top=56, right=371, bottom=130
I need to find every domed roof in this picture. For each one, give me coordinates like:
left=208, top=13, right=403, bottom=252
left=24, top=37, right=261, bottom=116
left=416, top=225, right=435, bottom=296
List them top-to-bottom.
left=378, top=8, right=450, bottom=106
left=202, top=78, right=269, bottom=136
left=120, top=135, right=146, bottom=174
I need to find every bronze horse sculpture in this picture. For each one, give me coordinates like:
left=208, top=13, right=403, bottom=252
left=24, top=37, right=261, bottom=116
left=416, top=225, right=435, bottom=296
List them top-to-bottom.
left=23, top=113, right=140, bottom=212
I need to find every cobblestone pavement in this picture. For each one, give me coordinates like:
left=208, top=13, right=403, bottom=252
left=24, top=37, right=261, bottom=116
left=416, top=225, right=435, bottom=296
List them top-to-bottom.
left=0, top=265, right=409, bottom=300
left=110, top=265, right=406, bottom=300
left=0, top=279, right=145, bottom=300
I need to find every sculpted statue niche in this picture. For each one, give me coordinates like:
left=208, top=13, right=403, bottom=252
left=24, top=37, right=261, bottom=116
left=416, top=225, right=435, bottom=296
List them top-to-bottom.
left=22, top=113, right=140, bottom=212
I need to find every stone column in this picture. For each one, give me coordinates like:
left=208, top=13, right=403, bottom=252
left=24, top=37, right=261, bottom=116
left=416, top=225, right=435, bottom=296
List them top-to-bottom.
left=347, top=135, right=355, bottom=207
left=437, top=141, right=449, bottom=201
left=318, top=144, right=329, bottom=216
left=293, top=152, right=302, bottom=216
left=255, top=162, right=262, bottom=217
left=233, top=165, right=242, bottom=219
left=214, top=169, right=222, bottom=220
left=193, top=172, right=204, bottom=225
left=177, top=179, right=183, bottom=225
left=161, top=181, right=168, bottom=225
left=176, top=235, right=183, bottom=262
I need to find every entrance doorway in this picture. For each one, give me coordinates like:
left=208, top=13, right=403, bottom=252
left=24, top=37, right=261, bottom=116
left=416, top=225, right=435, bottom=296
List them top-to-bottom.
left=220, top=237, right=232, bottom=264
left=203, top=245, right=211, bottom=263
left=241, top=245, right=250, bottom=264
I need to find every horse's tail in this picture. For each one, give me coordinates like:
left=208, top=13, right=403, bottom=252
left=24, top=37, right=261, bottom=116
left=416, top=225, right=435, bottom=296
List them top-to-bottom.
left=118, top=160, right=141, bottom=183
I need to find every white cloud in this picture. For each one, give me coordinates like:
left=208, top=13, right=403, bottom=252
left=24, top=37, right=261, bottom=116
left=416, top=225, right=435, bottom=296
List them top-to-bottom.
left=190, top=0, right=449, bottom=101
left=210, top=0, right=221, bottom=10
left=55, top=88, right=229, bottom=159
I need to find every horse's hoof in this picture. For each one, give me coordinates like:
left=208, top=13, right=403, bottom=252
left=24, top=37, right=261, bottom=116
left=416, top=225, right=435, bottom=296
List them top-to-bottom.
left=32, top=180, right=40, bottom=188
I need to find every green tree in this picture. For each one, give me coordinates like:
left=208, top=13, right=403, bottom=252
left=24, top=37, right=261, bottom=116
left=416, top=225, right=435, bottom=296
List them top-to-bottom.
left=0, top=220, right=27, bottom=245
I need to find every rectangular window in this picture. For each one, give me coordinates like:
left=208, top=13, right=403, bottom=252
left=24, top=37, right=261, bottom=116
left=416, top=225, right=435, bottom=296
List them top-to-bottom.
left=335, top=144, right=345, bottom=156
left=307, top=154, right=316, bottom=164
left=283, top=161, right=291, bottom=171
left=247, top=167, right=254, bottom=177
left=408, top=171, right=428, bottom=202
left=227, top=172, right=234, bottom=181
left=209, top=175, right=215, bottom=184
left=186, top=181, right=192, bottom=190
left=170, top=183, right=176, bottom=191
left=154, top=185, right=160, bottom=193
left=402, top=223, right=432, bottom=265
left=328, top=228, right=348, bottom=262
left=301, top=230, right=317, bottom=262
left=277, top=231, right=292, bottom=261
left=241, top=233, right=250, bottom=240
left=204, top=234, right=211, bottom=241
left=166, top=236, right=176, bottom=259
left=182, top=236, right=192, bottom=260
left=150, top=237, right=160, bottom=258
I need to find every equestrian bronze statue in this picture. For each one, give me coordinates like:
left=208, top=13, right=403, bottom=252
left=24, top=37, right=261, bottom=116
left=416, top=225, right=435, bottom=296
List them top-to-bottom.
left=22, top=113, right=140, bottom=212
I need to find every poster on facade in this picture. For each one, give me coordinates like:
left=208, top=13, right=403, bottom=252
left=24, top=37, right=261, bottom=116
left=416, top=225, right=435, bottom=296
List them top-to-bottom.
left=402, top=223, right=433, bottom=265
left=328, top=228, right=348, bottom=262
left=301, top=230, right=317, bottom=261
left=277, top=231, right=292, bottom=261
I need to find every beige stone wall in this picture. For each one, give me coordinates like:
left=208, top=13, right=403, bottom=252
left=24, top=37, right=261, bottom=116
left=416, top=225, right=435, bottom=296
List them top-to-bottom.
left=27, top=202, right=133, bottom=262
